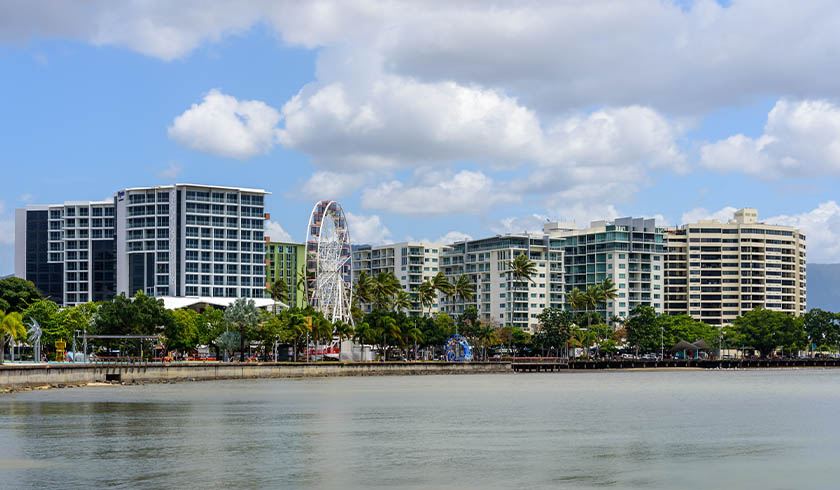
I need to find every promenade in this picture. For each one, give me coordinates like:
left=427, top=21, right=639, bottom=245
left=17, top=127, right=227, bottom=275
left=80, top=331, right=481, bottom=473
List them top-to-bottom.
left=510, top=357, right=840, bottom=372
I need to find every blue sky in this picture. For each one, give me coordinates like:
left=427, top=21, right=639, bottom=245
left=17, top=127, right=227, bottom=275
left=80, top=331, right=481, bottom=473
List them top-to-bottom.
left=2, top=1, right=840, bottom=274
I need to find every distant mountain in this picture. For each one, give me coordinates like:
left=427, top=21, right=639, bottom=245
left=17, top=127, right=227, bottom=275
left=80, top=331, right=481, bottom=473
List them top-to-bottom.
left=807, top=264, right=840, bottom=312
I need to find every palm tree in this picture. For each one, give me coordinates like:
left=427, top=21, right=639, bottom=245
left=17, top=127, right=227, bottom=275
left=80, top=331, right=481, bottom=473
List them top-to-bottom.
left=508, top=253, right=538, bottom=285
left=354, top=270, right=375, bottom=306
left=432, top=271, right=454, bottom=299
left=372, top=272, right=400, bottom=310
left=451, top=274, right=475, bottom=313
left=266, top=279, right=289, bottom=314
left=417, top=279, right=436, bottom=316
left=392, top=289, right=412, bottom=313
left=224, top=298, right=260, bottom=362
left=0, top=310, right=26, bottom=365
left=375, top=315, right=401, bottom=361
left=333, top=320, right=354, bottom=359
left=476, top=324, right=495, bottom=361
left=404, top=325, right=423, bottom=361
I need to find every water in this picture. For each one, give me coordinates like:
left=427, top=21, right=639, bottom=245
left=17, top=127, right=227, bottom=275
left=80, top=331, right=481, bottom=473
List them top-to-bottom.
left=2, top=370, right=840, bottom=489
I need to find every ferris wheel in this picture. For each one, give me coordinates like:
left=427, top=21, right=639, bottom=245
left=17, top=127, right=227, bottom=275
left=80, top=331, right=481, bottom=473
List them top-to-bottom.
left=305, top=200, right=354, bottom=325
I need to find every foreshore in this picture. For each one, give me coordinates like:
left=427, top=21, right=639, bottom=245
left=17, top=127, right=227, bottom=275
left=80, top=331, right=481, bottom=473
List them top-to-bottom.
left=0, top=361, right=513, bottom=392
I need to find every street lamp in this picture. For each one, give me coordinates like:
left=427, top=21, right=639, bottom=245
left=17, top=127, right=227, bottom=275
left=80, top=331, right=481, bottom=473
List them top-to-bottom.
left=660, top=325, right=663, bottom=360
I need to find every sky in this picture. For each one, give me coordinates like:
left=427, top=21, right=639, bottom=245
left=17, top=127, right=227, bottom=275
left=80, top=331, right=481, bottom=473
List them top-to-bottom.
left=2, top=0, right=840, bottom=275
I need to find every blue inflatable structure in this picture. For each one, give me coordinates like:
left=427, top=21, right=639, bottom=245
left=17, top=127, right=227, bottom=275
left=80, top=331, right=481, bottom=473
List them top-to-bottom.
left=443, top=334, right=472, bottom=362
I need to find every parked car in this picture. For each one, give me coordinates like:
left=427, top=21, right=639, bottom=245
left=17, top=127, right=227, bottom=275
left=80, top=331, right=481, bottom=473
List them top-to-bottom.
left=642, top=353, right=658, bottom=360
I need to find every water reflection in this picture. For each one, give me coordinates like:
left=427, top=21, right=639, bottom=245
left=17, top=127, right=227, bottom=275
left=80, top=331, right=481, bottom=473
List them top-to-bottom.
left=1, top=371, right=840, bottom=489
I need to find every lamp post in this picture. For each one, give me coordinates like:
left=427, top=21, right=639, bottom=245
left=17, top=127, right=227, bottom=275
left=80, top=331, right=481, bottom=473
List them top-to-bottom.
left=660, top=325, right=664, bottom=360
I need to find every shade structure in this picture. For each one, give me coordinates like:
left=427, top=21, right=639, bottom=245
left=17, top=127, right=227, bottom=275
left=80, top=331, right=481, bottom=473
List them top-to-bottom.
left=692, top=339, right=710, bottom=350
left=669, top=340, right=699, bottom=353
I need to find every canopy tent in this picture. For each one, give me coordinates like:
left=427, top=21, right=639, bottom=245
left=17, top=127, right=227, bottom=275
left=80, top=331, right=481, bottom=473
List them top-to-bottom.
left=157, top=296, right=284, bottom=312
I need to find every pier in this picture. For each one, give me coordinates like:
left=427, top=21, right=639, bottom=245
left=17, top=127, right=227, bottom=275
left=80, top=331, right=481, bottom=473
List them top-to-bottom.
left=510, top=357, right=840, bottom=372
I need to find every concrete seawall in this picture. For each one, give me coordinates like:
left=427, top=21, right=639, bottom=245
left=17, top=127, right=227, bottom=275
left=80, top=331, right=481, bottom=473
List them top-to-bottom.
left=0, top=361, right=513, bottom=388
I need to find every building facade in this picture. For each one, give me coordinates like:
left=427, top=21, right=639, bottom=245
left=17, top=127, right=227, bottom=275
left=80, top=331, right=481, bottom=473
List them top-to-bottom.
left=16, top=183, right=269, bottom=305
left=115, top=184, right=268, bottom=299
left=14, top=201, right=117, bottom=306
left=664, top=208, right=807, bottom=325
left=546, top=217, right=666, bottom=320
left=440, top=234, right=565, bottom=333
left=266, top=241, right=307, bottom=308
left=352, top=242, right=443, bottom=315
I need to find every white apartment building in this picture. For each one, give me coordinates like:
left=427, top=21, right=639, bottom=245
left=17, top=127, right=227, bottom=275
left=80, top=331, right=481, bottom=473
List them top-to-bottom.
left=115, top=184, right=269, bottom=299
left=15, top=201, right=116, bottom=306
left=664, top=208, right=807, bottom=325
left=546, top=217, right=666, bottom=320
left=440, top=234, right=565, bottom=333
left=352, top=242, right=444, bottom=315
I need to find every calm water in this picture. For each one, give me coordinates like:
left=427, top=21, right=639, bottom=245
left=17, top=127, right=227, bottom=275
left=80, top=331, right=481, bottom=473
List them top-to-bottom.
left=2, top=370, right=840, bottom=489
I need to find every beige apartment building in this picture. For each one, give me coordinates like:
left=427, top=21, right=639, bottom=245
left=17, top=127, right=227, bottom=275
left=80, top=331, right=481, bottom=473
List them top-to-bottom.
left=664, top=208, right=806, bottom=325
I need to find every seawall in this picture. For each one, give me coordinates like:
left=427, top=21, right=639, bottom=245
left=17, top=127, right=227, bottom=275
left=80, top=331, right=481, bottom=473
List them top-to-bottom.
left=0, top=361, right=513, bottom=388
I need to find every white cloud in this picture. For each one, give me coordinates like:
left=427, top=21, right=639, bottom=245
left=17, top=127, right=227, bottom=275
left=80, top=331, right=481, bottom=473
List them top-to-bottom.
left=7, top=2, right=840, bottom=113
left=278, top=79, right=542, bottom=170
left=168, top=89, right=281, bottom=159
left=701, top=99, right=840, bottom=177
left=157, top=161, right=182, bottom=179
left=361, top=169, right=517, bottom=216
left=299, top=171, right=369, bottom=199
left=767, top=202, right=840, bottom=263
left=680, top=206, right=739, bottom=225
left=346, top=212, right=391, bottom=245
left=264, top=220, right=292, bottom=242
left=435, top=231, right=472, bottom=245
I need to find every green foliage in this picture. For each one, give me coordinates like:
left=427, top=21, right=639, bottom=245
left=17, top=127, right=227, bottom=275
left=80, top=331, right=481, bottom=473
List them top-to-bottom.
left=508, top=254, right=537, bottom=284
left=0, top=277, right=43, bottom=312
left=92, top=291, right=174, bottom=336
left=224, top=297, right=260, bottom=361
left=20, top=299, right=63, bottom=346
left=625, top=305, right=660, bottom=352
left=534, top=308, right=572, bottom=354
left=732, top=308, right=806, bottom=357
left=803, top=308, right=840, bottom=350
left=167, top=309, right=200, bottom=353
left=0, top=310, right=27, bottom=364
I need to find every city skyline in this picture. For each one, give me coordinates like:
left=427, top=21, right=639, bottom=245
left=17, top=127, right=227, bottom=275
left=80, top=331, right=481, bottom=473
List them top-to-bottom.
left=4, top=1, right=840, bottom=276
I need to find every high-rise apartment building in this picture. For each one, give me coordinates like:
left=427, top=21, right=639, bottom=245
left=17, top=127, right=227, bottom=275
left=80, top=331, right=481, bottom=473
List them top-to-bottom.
left=16, top=183, right=269, bottom=305
left=115, top=184, right=269, bottom=299
left=15, top=200, right=117, bottom=306
left=664, top=208, right=806, bottom=325
left=546, top=217, right=666, bottom=320
left=440, top=234, right=564, bottom=333
left=266, top=241, right=307, bottom=308
left=352, top=242, right=444, bottom=315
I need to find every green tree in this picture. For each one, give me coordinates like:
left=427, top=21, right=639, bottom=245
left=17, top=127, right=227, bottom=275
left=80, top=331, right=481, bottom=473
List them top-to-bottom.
left=508, top=253, right=537, bottom=285
left=354, top=270, right=375, bottom=305
left=432, top=271, right=454, bottom=299
left=372, top=272, right=400, bottom=310
left=451, top=274, right=475, bottom=313
left=0, top=277, right=43, bottom=312
left=266, top=279, right=289, bottom=314
left=417, top=279, right=436, bottom=316
left=392, top=289, right=412, bottom=313
left=92, top=291, right=172, bottom=336
left=224, top=297, right=260, bottom=361
left=20, top=299, right=63, bottom=348
left=625, top=305, right=659, bottom=354
left=198, top=306, right=226, bottom=359
left=535, top=308, right=572, bottom=357
left=732, top=308, right=806, bottom=358
left=803, top=308, right=840, bottom=355
left=167, top=309, right=200, bottom=354
left=1, top=310, right=26, bottom=364
left=333, top=320, right=354, bottom=357
left=215, top=330, right=240, bottom=361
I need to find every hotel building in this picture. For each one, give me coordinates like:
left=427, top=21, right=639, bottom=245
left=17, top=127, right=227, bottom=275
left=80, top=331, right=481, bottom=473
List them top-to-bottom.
left=15, top=183, right=269, bottom=305
left=14, top=200, right=116, bottom=306
left=664, top=208, right=807, bottom=325
left=546, top=217, right=666, bottom=320
left=440, top=234, right=565, bottom=333
left=266, top=241, right=307, bottom=308
left=352, top=242, right=444, bottom=315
